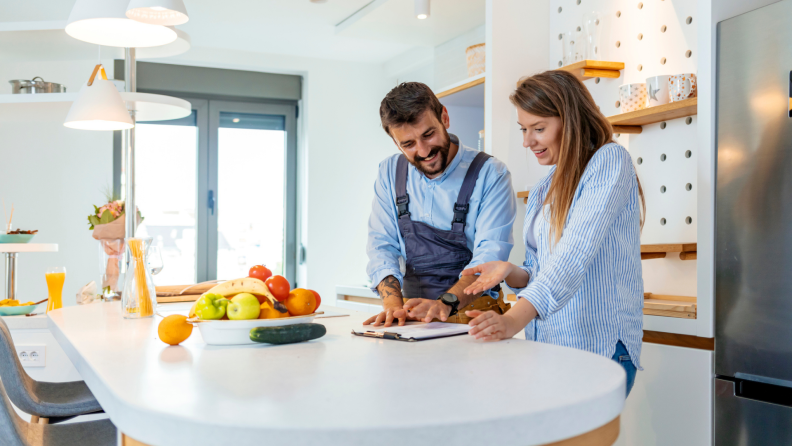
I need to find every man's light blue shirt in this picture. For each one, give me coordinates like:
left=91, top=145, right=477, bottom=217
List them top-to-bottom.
left=366, top=135, right=516, bottom=299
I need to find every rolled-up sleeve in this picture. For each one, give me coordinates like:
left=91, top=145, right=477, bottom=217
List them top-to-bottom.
left=519, top=146, right=634, bottom=319
left=366, top=158, right=404, bottom=296
left=464, top=162, right=516, bottom=271
left=508, top=246, right=539, bottom=295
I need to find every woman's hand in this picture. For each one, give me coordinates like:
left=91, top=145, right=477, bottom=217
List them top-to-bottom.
left=461, top=261, right=514, bottom=295
left=466, top=310, right=522, bottom=341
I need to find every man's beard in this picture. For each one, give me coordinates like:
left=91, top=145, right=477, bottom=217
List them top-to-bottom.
left=410, top=129, right=451, bottom=176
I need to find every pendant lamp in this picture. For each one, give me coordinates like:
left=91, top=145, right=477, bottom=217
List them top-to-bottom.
left=66, top=0, right=177, bottom=48
left=126, top=0, right=189, bottom=26
left=415, top=0, right=430, bottom=19
left=64, top=65, right=134, bottom=131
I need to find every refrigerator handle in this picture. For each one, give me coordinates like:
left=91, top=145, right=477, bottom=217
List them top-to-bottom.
left=734, top=378, right=792, bottom=408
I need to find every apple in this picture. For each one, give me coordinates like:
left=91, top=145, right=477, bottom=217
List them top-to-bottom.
left=227, top=293, right=261, bottom=320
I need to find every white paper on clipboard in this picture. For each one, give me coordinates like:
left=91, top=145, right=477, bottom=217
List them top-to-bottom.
left=352, top=322, right=471, bottom=341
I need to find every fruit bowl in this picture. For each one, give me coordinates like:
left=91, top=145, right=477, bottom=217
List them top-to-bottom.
left=0, top=234, right=35, bottom=244
left=0, top=304, right=39, bottom=316
left=191, top=313, right=320, bottom=345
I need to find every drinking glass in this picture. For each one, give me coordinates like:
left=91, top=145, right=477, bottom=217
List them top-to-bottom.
left=583, top=12, right=601, bottom=61
left=562, top=31, right=576, bottom=66
left=147, top=245, right=164, bottom=276
left=45, top=267, right=66, bottom=313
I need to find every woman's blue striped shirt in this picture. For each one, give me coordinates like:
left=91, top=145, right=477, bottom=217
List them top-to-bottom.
left=512, top=143, right=644, bottom=369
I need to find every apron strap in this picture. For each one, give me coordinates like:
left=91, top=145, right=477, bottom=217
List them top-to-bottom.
left=452, top=151, right=491, bottom=232
left=395, top=155, right=411, bottom=219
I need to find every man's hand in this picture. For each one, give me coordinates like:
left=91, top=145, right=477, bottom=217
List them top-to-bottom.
left=364, top=275, right=408, bottom=327
left=403, top=298, right=452, bottom=323
left=363, top=306, right=410, bottom=327
left=466, top=310, right=522, bottom=341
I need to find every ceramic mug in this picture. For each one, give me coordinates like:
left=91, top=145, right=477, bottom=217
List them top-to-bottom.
left=668, top=73, right=697, bottom=102
left=646, top=75, right=672, bottom=107
left=619, top=83, right=648, bottom=113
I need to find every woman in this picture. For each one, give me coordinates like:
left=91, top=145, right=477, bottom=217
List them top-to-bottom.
left=462, top=70, right=645, bottom=397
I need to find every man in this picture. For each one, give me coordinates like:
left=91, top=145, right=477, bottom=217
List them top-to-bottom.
left=365, top=82, right=516, bottom=327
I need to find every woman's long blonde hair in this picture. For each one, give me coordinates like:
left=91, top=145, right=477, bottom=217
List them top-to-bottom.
left=510, top=70, right=645, bottom=245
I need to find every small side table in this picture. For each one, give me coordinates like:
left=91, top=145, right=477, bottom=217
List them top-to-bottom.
left=0, top=244, right=58, bottom=301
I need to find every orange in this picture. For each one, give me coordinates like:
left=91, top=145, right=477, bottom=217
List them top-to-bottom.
left=285, top=288, right=317, bottom=316
left=259, top=300, right=289, bottom=319
left=158, top=315, right=193, bottom=345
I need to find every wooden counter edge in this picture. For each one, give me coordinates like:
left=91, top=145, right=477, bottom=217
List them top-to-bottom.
left=643, top=330, right=714, bottom=351
left=544, top=416, right=620, bottom=446
left=123, top=417, right=622, bottom=446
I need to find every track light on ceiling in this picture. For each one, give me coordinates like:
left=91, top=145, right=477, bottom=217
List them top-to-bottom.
left=126, top=0, right=190, bottom=26
left=415, top=0, right=430, bottom=19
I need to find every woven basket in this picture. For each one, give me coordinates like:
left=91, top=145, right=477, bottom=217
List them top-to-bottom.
left=465, top=43, right=486, bottom=77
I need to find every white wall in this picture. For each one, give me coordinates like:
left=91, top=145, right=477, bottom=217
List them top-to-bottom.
left=0, top=60, right=116, bottom=305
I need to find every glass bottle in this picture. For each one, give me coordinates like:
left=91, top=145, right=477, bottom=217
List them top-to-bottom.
left=122, top=237, right=156, bottom=319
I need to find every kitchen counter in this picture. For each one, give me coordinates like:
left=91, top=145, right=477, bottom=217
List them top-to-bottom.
left=47, top=302, right=625, bottom=446
left=1, top=313, right=48, bottom=330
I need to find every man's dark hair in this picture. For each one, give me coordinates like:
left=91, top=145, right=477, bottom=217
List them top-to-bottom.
left=379, top=82, right=444, bottom=136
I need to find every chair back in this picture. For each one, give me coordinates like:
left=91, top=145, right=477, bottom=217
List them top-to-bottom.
left=0, top=318, right=38, bottom=416
left=0, top=377, right=28, bottom=446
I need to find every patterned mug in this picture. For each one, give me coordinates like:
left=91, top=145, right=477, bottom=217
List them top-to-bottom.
left=668, top=73, right=697, bottom=102
left=646, top=75, right=672, bottom=107
left=619, top=83, right=648, bottom=113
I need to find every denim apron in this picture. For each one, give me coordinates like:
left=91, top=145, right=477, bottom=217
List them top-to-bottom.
left=394, top=151, right=492, bottom=300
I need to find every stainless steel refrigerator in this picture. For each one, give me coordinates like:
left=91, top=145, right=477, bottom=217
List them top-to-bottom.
left=716, top=1, right=792, bottom=444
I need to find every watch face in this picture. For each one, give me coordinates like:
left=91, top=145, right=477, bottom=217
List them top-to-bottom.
left=441, top=293, right=459, bottom=304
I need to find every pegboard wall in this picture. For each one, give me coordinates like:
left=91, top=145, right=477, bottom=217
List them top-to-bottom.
left=550, top=0, right=698, bottom=298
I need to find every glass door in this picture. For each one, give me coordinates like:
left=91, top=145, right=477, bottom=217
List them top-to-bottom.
left=129, top=98, right=297, bottom=285
left=206, top=101, right=298, bottom=284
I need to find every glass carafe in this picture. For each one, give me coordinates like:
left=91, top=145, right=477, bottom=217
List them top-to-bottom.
left=122, top=237, right=156, bottom=319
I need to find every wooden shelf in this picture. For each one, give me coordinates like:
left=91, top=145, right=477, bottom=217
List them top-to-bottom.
left=560, top=60, right=624, bottom=81
left=436, top=73, right=485, bottom=99
left=608, top=97, right=697, bottom=134
left=516, top=191, right=530, bottom=204
left=641, top=243, right=697, bottom=261
left=644, top=293, right=696, bottom=319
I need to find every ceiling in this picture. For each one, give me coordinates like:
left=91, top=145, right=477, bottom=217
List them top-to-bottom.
left=0, top=0, right=485, bottom=64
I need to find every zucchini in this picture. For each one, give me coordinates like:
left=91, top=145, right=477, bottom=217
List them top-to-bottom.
left=249, top=323, right=326, bottom=345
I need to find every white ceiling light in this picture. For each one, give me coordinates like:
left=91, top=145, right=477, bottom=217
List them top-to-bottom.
left=66, top=0, right=177, bottom=48
left=126, top=0, right=189, bottom=26
left=415, top=0, right=430, bottom=19
left=65, top=65, right=134, bottom=131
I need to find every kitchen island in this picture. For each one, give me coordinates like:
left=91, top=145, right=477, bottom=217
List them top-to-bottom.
left=47, top=302, right=625, bottom=446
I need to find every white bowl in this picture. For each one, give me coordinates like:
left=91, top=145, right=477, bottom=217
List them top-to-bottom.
left=195, top=314, right=318, bottom=345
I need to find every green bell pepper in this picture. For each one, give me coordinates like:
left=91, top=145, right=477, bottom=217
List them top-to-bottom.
left=195, top=293, right=229, bottom=320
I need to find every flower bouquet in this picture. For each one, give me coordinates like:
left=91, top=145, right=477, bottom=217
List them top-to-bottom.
left=88, top=197, right=142, bottom=298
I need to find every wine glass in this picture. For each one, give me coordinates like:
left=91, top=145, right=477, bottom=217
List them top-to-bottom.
left=147, top=245, right=164, bottom=276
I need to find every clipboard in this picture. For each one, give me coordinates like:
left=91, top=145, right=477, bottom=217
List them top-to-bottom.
left=351, top=322, right=470, bottom=342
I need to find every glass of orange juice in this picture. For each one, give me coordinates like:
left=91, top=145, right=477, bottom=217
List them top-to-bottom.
left=45, top=267, right=66, bottom=313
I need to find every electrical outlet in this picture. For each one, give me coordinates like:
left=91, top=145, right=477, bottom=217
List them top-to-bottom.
left=15, top=345, right=45, bottom=367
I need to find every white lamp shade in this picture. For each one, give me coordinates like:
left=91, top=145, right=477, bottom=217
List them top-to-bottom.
left=66, top=0, right=177, bottom=48
left=126, top=0, right=189, bottom=26
left=415, top=0, right=430, bottom=19
left=64, top=79, right=134, bottom=131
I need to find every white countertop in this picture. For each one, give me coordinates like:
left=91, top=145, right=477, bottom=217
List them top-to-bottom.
left=47, top=302, right=625, bottom=446
left=1, top=313, right=48, bottom=330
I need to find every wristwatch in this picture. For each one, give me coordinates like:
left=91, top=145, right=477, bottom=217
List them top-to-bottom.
left=439, top=293, right=460, bottom=317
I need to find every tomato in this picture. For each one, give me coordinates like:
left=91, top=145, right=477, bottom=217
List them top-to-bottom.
left=249, top=265, right=272, bottom=282
left=265, top=275, right=290, bottom=302
left=309, top=289, right=321, bottom=310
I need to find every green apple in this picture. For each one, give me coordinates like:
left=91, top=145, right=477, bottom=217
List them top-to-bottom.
left=195, top=293, right=228, bottom=320
left=227, top=293, right=261, bottom=320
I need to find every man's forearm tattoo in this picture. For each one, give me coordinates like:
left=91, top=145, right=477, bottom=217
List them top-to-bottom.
left=377, top=275, right=402, bottom=301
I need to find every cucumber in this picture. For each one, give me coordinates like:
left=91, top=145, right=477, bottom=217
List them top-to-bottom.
left=249, top=323, right=326, bottom=345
